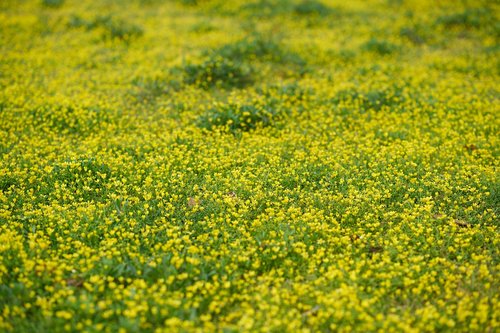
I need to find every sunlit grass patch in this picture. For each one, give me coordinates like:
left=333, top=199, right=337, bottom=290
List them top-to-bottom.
left=28, top=105, right=112, bottom=135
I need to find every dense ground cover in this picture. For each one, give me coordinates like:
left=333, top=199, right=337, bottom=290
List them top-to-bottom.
left=0, top=0, right=499, bottom=331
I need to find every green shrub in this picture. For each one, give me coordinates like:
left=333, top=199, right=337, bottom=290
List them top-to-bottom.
left=42, top=0, right=64, bottom=8
left=178, top=0, right=203, bottom=5
left=239, top=0, right=292, bottom=18
left=240, top=0, right=332, bottom=18
left=294, top=0, right=331, bottom=16
left=436, top=8, right=493, bottom=29
left=68, top=15, right=143, bottom=41
left=400, top=27, right=425, bottom=45
left=184, top=35, right=307, bottom=90
left=184, top=35, right=306, bottom=90
left=211, top=35, right=306, bottom=66
left=362, top=38, right=399, bottom=55
left=184, top=57, right=253, bottom=89
left=131, top=76, right=181, bottom=103
left=256, top=82, right=313, bottom=105
left=332, top=87, right=405, bottom=112
left=197, top=103, right=283, bottom=133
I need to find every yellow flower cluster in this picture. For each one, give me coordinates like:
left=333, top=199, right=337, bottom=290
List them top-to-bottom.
left=0, top=0, right=498, bottom=332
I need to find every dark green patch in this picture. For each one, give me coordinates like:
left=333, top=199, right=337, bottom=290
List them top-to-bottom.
left=41, top=0, right=64, bottom=8
left=176, top=0, right=204, bottom=5
left=239, top=0, right=292, bottom=18
left=294, top=0, right=331, bottom=16
left=436, top=7, right=493, bottom=30
left=68, top=15, right=143, bottom=41
left=191, top=21, right=216, bottom=33
left=400, top=27, right=425, bottom=45
left=184, top=35, right=306, bottom=89
left=212, top=35, right=306, bottom=67
left=213, top=36, right=281, bottom=62
left=362, top=38, right=399, bottom=55
left=184, top=57, right=253, bottom=90
left=130, top=76, right=181, bottom=103
left=256, top=82, right=314, bottom=108
left=332, top=86, right=406, bottom=112
left=197, top=103, right=284, bottom=134
left=0, top=175, right=18, bottom=192
left=485, top=181, right=500, bottom=216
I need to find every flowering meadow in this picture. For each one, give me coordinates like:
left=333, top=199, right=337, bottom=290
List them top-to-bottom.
left=0, top=0, right=499, bottom=332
